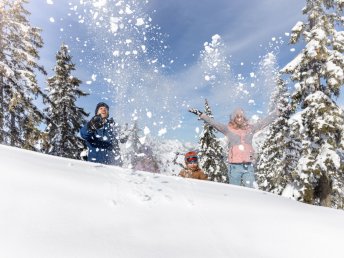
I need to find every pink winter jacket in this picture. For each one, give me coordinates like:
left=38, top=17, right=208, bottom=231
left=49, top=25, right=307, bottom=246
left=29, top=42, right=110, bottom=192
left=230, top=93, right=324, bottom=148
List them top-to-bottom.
left=200, top=113, right=275, bottom=164
left=227, top=125, right=255, bottom=163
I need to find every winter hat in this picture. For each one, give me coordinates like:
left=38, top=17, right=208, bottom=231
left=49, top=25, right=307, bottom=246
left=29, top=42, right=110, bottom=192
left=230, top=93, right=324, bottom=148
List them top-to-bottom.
left=95, top=102, right=109, bottom=115
left=229, top=107, right=249, bottom=129
left=231, top=107, right=245, bottom=120
left=185, top=151, right=198, bottom=163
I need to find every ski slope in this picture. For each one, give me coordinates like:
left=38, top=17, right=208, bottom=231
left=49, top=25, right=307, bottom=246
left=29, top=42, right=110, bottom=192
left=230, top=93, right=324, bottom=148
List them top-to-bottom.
left=0, top=144, right=343, bottom=258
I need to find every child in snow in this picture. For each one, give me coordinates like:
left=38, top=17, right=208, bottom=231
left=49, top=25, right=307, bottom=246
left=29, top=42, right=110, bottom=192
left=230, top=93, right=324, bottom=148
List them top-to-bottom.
left=189, top=107, right=275, bottom=188
left=179, top=151, right=208, bottom=180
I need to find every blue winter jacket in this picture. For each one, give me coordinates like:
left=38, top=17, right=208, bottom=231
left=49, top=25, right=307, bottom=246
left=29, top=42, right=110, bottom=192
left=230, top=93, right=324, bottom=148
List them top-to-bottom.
left=80, top=118, right=124, bottom=166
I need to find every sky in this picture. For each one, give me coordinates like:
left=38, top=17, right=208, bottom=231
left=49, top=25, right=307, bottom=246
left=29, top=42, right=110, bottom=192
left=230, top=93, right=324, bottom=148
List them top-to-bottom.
left=25, top=0, right=331, bottom=143
left=1, top=144, right=344, bottom=258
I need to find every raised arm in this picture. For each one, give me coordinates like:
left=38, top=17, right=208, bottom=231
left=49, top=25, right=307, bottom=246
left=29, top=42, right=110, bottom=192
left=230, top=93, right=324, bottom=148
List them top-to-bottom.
left=189, top=108, right=228, bottom=135
left=252, top=111, right=277, bottom=133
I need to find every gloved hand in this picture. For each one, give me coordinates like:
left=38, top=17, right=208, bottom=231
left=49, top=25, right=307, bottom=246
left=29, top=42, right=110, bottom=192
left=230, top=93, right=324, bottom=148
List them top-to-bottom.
left=188, top=108, right=203, bottom=116
left=88, top=115, right=103, bottom=131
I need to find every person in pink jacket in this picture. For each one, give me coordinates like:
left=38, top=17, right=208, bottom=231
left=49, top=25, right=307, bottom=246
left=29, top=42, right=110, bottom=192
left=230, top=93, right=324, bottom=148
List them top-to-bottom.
left=189, top=107, right=274, bottom=188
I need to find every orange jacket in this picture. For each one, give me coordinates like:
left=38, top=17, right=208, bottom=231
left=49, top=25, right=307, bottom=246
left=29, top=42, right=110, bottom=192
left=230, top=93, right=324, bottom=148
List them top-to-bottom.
left=179, top=168, right=208, bottom=180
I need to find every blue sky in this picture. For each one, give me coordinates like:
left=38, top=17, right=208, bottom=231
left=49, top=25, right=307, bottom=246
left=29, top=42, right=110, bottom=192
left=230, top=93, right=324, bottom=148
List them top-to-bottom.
left=26, top=0, right=326, bottom=143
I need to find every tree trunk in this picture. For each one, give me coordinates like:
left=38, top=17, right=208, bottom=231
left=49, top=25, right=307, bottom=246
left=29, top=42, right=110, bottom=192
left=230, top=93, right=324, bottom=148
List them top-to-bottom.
left=0, top=80, right=4, bottom=144
left=9, top=110, right=16, bottom=146
left=315, top=174, right=332, bottom=207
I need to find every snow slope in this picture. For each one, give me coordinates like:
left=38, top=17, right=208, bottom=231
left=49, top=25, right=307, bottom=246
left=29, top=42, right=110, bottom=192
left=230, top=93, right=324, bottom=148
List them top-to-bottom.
left=0, top=144, right=343, bottom=258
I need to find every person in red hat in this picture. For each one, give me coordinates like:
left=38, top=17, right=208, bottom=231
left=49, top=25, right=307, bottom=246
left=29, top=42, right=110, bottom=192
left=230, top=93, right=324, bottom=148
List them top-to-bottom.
left=179, top=151, right=208, bottom=180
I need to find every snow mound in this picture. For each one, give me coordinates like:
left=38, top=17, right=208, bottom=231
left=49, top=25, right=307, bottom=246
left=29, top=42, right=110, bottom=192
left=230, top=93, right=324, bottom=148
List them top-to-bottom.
left=0, top=144, right=343, bottom=258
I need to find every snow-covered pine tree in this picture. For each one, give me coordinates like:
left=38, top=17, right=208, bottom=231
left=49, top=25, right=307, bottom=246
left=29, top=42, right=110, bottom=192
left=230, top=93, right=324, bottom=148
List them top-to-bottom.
left=0, top=0, right=47, bottom=149
left=281, top=0, right=344, bottom=208
left=44, top=44, right=88, bottom=159
left=256, top=78, right=298, bottom=193
left=199, top=99, right=228, bottom=183
left=124, top=121, right=142, bottom=168
left=123, top=122, right=159, bottom=172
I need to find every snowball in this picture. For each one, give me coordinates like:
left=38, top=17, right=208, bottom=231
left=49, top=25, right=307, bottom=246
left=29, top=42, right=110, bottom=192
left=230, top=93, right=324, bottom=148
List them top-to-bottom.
left=46, top=0, right=54, bottom=4
left=93, top=0, right=107, bottom=8
left=125, top=6, right=133, bottom=14
left=49, top=17, right=55, bottom=23
left=110, top=17, right=121, bottom=33
left=136, top=18, right=145, bottom=26
left=111, top=23, right=119, bottom=33
left=211, top=34, right=221, bottom=43
left=146, top=112, right=152, bottom=118
left=143, top=126, right=150, bottom=135
left=158, top=128, right=167, bottom=136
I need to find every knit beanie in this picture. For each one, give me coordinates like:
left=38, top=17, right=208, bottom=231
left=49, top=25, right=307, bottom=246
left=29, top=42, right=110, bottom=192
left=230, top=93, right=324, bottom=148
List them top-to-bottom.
left=95, top=102, right=109, bottom=115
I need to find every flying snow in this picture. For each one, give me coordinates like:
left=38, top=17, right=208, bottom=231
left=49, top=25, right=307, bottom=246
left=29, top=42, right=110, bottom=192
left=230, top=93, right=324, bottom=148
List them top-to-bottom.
left=93, top=0, right=107, bottom=8
left=136, top=18, right=145, bottom=26
left=144, top=126, right=150, bottom=135
left=158, top=128, right=167, bottom=136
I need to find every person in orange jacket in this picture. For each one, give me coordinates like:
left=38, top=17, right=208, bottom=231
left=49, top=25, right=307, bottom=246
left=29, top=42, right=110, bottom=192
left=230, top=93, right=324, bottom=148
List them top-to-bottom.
left=179, top=151, right=208, bottom=180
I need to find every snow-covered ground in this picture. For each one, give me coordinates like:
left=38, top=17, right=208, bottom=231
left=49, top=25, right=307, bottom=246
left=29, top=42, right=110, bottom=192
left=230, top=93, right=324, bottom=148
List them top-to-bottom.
left=1, top=144, right=343, bottom=258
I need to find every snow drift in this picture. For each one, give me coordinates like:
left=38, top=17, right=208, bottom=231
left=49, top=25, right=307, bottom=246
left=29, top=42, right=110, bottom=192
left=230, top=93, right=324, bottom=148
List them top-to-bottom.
left=0, top=144, right=343, bottom=258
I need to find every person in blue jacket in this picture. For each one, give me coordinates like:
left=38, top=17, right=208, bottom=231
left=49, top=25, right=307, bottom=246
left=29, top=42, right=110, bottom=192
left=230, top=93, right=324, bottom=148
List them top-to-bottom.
left=80, top=102, right=128, bottom=166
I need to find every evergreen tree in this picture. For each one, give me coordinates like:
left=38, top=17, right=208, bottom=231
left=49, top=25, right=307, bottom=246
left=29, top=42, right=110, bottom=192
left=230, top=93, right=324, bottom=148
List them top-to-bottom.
left=0, top=0, right=47, bottom=149
left=280, top=0, right=344, bottom=208
left=45, top=44, right=88, bottom=159
left=256, top=78, right=299, bottom=193
left=199, top=99, right=228, bottom=183
left=124, top=121, right=142, bottom=168
left=123, top=122, right=159, bottom=172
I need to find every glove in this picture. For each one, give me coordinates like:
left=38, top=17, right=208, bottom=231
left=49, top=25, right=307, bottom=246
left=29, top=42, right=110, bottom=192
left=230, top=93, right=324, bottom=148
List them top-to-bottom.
left=189, top=108, right=203, bottom=116
left=88, top=115, right=103, bottom=131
